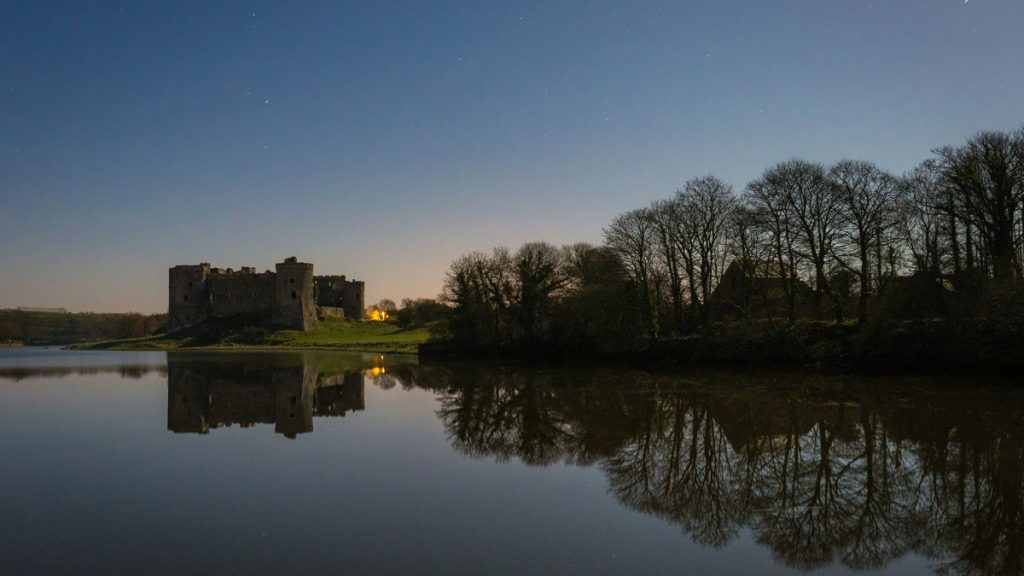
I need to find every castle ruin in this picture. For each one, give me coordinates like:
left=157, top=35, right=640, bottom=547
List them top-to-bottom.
left=168, top=257, right=365, bottom=332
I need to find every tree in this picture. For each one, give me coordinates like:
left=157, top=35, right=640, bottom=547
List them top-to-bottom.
left=936, top=130, right=1024, bottom=287
left=770, top=159, right=845, bottom=322
left=829, top=160, right=900, bottom=324
left=899, top=160, right=946, bottom=277
left=747, top=168, right=803, bottom=325
left=679, top=175, right=736, bottom=328
left=649, top=199, right=686, bottom=333
left=726, top=199, right=772, bottom=320
left=604, top=208, right=660, bottom=341
left=511, top=242, right=567, bottom=342
left=555, top=244, right=644, bottom=353
left=442, top=252, right=505, bottom=347
left=396, top=298, right=449, bottom=328
left=375, top=299, right=398, bottom=314
left=0, top=320, right=21, bottom=342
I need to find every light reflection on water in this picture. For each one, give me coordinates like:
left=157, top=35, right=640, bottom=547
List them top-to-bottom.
left=0, top=348, right=1020, bottom=575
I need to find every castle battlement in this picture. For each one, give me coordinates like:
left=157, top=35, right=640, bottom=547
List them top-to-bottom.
left=168, top=257, right=365, bottom=332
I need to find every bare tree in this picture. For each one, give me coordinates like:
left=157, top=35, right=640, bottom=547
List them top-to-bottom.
left=936, top=130, right=1024, bottom=287
left=770, top=159, right=845, bottom=322
left=829, top=160, right=900, bottom=324
left=899, top=160, right=946, bottom=277
left=747, top=169, right=803, bottom=326
left=679, top=175, right=736, bottom=328
left=668, top=194, right=702, bottom=329
left=726, top=198, right=773, bottom=320
left=650, top=199, right=686, bottom=333
left=605, top=208, right=660, bottom=341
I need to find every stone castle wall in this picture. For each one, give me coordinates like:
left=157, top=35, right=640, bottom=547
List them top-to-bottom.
left=169, top=257, right=361, bottom=332
left=207, top=269, right=277, bottom=320
left=314, top=275, right=366, bottom=320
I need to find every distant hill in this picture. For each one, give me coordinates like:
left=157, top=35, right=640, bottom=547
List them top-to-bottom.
left=0, top=309, right=167, bottom=345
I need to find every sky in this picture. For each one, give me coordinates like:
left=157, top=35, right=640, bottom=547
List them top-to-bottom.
left=1, top=1, right=1022, bottom=313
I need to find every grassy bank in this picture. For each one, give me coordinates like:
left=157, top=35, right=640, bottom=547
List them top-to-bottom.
left=72, top=318, right=431, bottom=354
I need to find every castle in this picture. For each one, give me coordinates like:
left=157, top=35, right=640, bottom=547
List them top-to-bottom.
left=168, top=257, right=364, bottom=332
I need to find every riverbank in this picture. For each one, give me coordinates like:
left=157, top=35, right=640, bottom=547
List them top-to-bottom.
left=69, top=316, right=1023, bottom=374
left=70, top=318, right=431, bottom=354
left=422, top=318, right=1024, bottom=374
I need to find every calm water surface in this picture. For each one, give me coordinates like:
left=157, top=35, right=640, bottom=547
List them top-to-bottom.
left=1, top=348, right=1021, bottom=575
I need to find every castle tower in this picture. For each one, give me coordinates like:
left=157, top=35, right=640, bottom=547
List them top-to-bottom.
left=274, top=257, right=318, bottom=330
left=168, top=263, right=211, bottom=331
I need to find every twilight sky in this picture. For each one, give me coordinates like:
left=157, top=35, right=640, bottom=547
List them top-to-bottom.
left=2, top=1, right=1022, bottom=313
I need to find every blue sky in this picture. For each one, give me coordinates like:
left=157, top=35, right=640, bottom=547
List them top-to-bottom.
left=2, top=1, right=1022, bottom=312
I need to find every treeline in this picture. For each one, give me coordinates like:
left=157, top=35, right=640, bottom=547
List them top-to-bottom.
left=435, top=127, right=1024, bottom=364
left=0, top=309, right=167, bottom=345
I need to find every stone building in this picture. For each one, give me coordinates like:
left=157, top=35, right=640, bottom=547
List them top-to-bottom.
left=168, top=257, right=365, bottom=332
left=710, top=260, right=816, bottom=320
left=314, top=275, right=366, bottom=321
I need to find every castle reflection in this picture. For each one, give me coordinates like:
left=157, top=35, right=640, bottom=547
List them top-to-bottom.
left=166, top=353, right=366, bottom=438
left=393, top=364, right=1024, bottom=576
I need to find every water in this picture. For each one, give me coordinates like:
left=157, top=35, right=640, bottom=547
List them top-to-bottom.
left=0, top=348, right=1021, bottom=575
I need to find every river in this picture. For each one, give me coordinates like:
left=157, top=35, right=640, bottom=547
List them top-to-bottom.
left=0, top=348, right=1020, bottom=575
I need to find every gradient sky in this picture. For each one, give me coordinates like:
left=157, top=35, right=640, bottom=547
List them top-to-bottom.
left=2, top=1, right=1022, bottom=313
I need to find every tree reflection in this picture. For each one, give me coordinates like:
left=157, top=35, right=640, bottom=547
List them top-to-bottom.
left=407, top=366, right=1024, bottom=575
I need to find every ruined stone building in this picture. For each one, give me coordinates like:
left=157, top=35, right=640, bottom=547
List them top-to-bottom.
left=168, top=257, right=365, bottom=332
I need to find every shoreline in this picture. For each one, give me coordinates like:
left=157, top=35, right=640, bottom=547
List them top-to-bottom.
left=53, top=316, right=1024, bottom=376
left=58, top=340, right=1023, bottom=377
left=65, top=341, right=421, bottom=356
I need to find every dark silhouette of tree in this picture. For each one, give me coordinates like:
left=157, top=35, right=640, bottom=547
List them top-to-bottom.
left=436, top=124, right=1024, bottom=362
left=936, top=130, right=1024, bottom=288
left=763, top=159, right=845, bottom=322
left=829, top=159, right=901, bottom=324
left=899, top=159, right=946, bottom=277
left=746, top=166, right=804, bottom=325
left=678, top=175, right=736, bottom=329
left=649, top=199, right=686, bottom=332
left=724, top=200, right=772, bottom=321
left=604, top=208, right=660, bottom=341
left=511, top=242, right=567, bottom=343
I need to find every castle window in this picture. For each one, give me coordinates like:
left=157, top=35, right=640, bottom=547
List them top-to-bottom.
left=290, top=277, right=295, bottom=284
left=188, top=282, right=193, bottom=287
left=291, top=290, right=297, bottom=300
left=209, top=293, right=214, bottom=302
left=183, top=295, right=188, bottom=302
